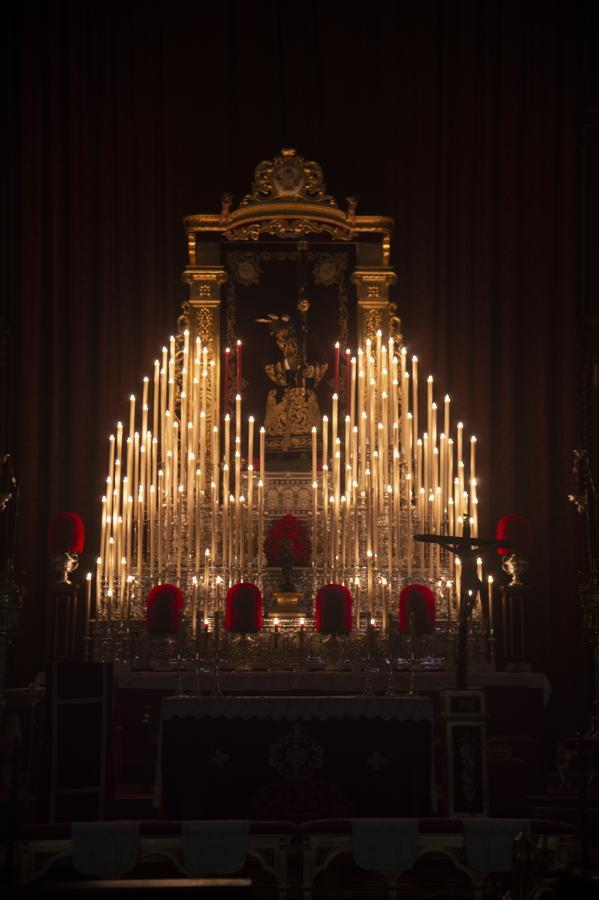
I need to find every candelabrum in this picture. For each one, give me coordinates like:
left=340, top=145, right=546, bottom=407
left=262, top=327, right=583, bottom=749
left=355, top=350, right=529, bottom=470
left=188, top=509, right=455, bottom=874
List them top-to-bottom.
left=91, top=323, right=489, bottom=674
left=501, top=553, right=528, bottom=590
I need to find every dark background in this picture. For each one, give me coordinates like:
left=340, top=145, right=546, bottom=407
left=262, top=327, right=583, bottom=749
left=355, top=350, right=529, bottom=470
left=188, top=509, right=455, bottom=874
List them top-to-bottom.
left=4, top=1, right=599, bottom=740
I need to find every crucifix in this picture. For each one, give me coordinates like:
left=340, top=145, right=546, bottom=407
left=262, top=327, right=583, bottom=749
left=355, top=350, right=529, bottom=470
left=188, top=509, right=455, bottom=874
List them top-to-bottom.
left=414, top=516, right=510, bottom=688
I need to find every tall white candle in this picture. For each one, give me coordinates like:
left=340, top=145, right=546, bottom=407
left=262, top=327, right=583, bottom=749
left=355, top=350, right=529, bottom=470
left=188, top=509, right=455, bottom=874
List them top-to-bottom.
left=411, top=356, right=418, bottom=447
left=248, top=416, right=255, bottom=469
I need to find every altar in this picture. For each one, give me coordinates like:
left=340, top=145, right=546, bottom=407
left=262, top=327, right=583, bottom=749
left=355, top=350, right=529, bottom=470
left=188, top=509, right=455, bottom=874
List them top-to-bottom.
left=158, top=695, right=434, bottom=821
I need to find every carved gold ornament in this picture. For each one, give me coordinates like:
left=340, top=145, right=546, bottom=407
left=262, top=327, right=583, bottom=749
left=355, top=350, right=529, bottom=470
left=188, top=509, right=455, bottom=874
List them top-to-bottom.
left=242, top=148, right=336, bottom=207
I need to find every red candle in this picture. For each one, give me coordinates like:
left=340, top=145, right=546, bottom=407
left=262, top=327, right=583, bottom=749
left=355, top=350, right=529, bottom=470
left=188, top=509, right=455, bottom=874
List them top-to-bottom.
left=236, top=340, right=242, bottom=393
left=334, top=342, right=340, bottom=394
left=224, top=347, right=230, bottom=411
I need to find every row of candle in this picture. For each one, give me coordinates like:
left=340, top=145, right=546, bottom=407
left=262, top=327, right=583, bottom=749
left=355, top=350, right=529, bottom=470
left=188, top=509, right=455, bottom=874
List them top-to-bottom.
left=96, top=327, right=481, bottom=628
left=308, top=334, right=479, bottom=587
left=84, top=565, right=495, bottom=639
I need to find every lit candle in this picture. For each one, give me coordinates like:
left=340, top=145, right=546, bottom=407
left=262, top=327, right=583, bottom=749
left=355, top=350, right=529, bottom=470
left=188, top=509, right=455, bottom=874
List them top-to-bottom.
left=375, top=329, right=382, bottom=377
left=236, top=340, right=242, bottom=393
left=334, top=341, right=340, bottom=393
left=160, top=347, right=167, bottom=449
left=224, top=347, right=230, bottom=411
left=345, top=347, right=351, bottom=412
left=411, top=355, right=418, bottom=447
left=350, top=356, right=357, bottom=433
left=153, top=360, right=160, bottom=444
left=402, top=371, right=410, bottom=455
left=427, top=375, right=433, bottom=438
left=142, top=377, right=149, bottom=441
left=235, top=394, right=241, bottom=444
left=331, top=394, right=338, bottom=459
left=444, top=394, right=450, bottom=443
left=128, top=396, right=136, bottom=441
left=225, top=414, right=231, bottom=474
left=248, top=416, right=255, bottom=469
left=344, top=416, right=351, bottom=493
left=116, top=421, right=123, bottom=471
left=212, top=425, right=219, bottom=486
left=260, top=426, right=265, bottom=483
left=447, top=437, right=454, bottom=509
left=158, top=469, right=164, bottom=574
left=406, top=473, right=413, bottom=577
left=258, top=479, right=264, bottom=570
left=312, top=479, right=318, bottom=565
left=211, top=480, right=217, bottom=559
left=149, top=484, right=155, bottom=575
left=204, top=548, right=210, bottom=620
left=367, top=548, right=373, bottom=609
left=455, top=556, right=462, bottom=608
left=476, top=556, right=483, bottom=583
left=85, top=572, right=92, bottom=638
left=191, top=575, right=198, bottom=636
left=487, top=575, right=494, bottom=627
left=381, top=576, right=388, bottom=632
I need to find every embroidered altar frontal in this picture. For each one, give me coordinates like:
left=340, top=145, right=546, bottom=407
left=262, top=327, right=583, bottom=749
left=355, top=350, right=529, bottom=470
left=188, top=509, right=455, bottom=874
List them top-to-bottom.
left=159, top=695, right=434, bottom=821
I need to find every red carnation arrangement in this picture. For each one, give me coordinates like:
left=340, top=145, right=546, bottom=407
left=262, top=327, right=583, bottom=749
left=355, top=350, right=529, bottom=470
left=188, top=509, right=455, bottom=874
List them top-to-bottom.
left=48, top=511, right=85, bottom=554
left=264, top=514, right=311, bottom=566
left=496, top=514, right=533, bottom=557
left=225, top=582, right=263, bottom=633
left=146, top=583, right=183, bottom=634
left=315, top=583, right=353, bottom=634
left=399, top=584, right=436, bottom=635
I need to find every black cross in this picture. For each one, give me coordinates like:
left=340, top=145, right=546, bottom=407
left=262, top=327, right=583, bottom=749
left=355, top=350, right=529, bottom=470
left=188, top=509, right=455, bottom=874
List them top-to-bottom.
left=414, top=517, right=510, bottom=688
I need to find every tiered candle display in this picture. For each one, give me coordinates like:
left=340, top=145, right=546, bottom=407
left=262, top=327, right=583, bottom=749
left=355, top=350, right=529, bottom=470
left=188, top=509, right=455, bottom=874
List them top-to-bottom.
left=94, top=329, right=484, bottom=635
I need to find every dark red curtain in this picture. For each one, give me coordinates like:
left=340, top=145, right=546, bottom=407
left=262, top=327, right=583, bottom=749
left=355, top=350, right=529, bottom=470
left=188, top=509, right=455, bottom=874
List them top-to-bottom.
left=5, top=1, right=589, bottom=734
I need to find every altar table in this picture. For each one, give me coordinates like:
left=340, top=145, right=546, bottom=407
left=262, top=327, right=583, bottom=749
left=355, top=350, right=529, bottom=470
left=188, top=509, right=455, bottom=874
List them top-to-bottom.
left=159, top=695, right=434, bottom=821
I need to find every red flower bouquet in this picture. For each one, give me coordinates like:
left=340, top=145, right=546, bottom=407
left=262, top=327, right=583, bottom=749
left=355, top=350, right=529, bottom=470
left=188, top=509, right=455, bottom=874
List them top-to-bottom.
left=48, top=511, right=85, bottom=554
left=264, top=514, right=311, bottom=566
left=496, top=514, right=533, bottom=556
left=225, top=582, right=263, bottom=633
left=146, top=583, right=183, bottom=634
left=315, top=583, right=353, bottom=634
left=399, top=583, right=436, bottom=634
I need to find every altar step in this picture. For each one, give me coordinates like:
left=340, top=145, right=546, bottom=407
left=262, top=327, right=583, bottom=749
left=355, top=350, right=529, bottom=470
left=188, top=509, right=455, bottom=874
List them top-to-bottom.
left=8, top=878, right=252, bottom=897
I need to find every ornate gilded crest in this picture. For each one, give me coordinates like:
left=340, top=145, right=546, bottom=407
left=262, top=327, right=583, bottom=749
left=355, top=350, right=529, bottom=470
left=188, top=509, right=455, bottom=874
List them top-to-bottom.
left=242, top=148, right=337, bottom=207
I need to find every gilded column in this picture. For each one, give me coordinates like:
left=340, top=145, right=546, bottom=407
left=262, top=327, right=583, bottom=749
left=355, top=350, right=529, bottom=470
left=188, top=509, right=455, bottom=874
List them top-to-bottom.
left=180, top=266, right=228, bottom=430
left=351, top=268, right=398, bottom=345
